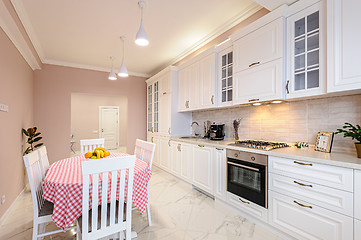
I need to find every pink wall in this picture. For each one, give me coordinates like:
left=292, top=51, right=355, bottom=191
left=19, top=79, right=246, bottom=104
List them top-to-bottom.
left=0, top=27, right=34, bottom=218
left=34, top=64, right=146, bottom=163
left=71, top=93, right=128, bottom=151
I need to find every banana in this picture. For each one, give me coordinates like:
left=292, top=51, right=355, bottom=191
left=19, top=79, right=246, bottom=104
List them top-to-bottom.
left=94, top=147, right=107, bottom=152
left=94, top=150, right=101, bottom=159
left=99, top=150, right=104, bottom=158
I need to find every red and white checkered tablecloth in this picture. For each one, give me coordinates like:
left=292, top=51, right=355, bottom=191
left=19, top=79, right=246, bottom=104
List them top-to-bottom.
left=42, top=153, right=152, bottom=230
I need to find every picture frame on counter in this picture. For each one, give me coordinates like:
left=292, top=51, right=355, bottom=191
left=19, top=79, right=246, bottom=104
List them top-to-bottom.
left=315, top=131, right=334, bottom=153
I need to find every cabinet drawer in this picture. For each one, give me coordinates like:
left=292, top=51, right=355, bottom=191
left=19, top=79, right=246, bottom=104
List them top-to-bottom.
left=233, top=17, right=284, bottom=73
left=269, top=156, right=353, bottom=192
left=269, top=173, right=353, bottom=217
left=269, top=191, right=353, bottom=240
left=227, top=192, right=268, bottom=222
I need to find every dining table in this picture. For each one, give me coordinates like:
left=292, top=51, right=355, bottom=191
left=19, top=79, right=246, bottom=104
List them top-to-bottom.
left=42, top=152, right=152, bottom=230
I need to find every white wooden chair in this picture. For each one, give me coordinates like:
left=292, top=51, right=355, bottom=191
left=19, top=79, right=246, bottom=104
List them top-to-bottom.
left=80, top=138, right=105, bottom=155
left=133, top=139, right=155, bottom=226
left=37, top=146, right=49, bottom=180
left=24, top=151, right=73, bottom=239
left=77, top=155, right=136, bottom=240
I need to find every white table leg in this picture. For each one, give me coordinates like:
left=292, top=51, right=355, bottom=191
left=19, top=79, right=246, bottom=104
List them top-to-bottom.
left=131, top=231, right=138, bottom=238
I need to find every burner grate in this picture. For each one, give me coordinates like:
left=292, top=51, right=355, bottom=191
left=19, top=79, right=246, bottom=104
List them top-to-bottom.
left=230, top=140, right=289, bottom=151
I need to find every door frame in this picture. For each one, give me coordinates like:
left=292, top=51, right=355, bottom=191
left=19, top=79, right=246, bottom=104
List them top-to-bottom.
left=99, top=106, right=119, bottom=149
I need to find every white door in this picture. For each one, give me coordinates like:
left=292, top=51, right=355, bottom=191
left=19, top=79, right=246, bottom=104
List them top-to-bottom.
left=99, top=106, right=119, bottom=150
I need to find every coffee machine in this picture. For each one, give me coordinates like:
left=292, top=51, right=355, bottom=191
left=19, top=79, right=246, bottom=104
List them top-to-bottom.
left=209, top=124, right=225, bottom=140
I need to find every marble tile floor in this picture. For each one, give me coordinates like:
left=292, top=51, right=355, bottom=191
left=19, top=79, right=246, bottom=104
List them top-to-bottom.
left=0, top=167, right=284, bottom=240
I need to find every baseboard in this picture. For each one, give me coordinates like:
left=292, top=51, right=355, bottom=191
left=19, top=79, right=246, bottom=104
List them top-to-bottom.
left=0, top=188, right=25, bottom=226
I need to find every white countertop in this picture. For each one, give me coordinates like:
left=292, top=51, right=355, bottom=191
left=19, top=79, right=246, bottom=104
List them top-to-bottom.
left=171, top=137, right=361, bottom=170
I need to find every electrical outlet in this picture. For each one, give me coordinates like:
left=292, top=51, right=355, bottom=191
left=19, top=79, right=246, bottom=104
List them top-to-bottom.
left=0, top=104, right=9, bottom=112
left=1, top=195, right=5, bottom=204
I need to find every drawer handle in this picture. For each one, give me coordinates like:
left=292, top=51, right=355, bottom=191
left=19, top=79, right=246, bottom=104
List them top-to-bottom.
left=248, top=61, right=260, bottom=68
left=286, top=80, right=290, bottom=94
left=211, top=95, right=214, bottom=104
left=248, top=98, right=260, bottom=102
left=198, top=145, right=205, bottom=148
left=216, top=148, right=223, bottom=151
left=293, top=161, right=312, bottom=166
left=294, top=181, right=312, bottom=188
left=239, top=198, right=250, bottom=204
left=294, top=200, right=312, bottom=209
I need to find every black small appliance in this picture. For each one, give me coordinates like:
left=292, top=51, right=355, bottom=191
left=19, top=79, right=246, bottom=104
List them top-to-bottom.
left=209, top=124, right=225, bottom=140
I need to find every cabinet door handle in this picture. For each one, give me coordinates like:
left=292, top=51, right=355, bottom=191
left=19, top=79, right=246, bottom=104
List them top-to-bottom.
left=248, top=61, right=260, bottom=68
left=286, top=80, right=290, bottom=94
left=163, top=92, right=167, bottom=95
left=211, top=95, right=214, bottom=104
left=248, top=98, right=259, bottom=102
left=187, top=100, right=190, bottom=108
left=185, top=101, right=187, bottom=108
left=151, top=127, right=154, bottom=133
left=168, top=128, right=171, bottom=135
left=151, top=137, right=154, bottom=143
left=168, top=140, right=171, bottom=147
left=177, top=144, right=181, bottom=152
left=198, top=145, right=205, bottom=148
left=216, top=148, right=223, bottom=151
left=293, top=161, right=312, bottom=166
left=294, top=181, right=312, bottom=188
left=239, top=198, right=250, bottom=204
left=294, top=200, right=312, bottom=209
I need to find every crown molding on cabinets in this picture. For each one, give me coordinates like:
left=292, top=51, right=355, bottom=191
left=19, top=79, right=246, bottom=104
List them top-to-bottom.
left=0, top=0, right=41, bottom=70
left=254, top=0, right=298, bottom=11
left=146, top=66, right=178, bottom=84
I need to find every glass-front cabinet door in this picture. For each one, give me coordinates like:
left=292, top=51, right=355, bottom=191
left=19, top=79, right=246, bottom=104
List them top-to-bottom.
left=286, top=2, right=325, bottom=99
left=218, top=46, right=233, bottom=107
left=147, top=81, right=159, bottom=134
left=153, top=81, right=159, bottom=133
left=147, top=84, right=153, bottom=133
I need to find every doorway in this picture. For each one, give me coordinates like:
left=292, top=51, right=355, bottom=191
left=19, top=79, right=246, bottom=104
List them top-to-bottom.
left=99, top=106, right=119, bottom=150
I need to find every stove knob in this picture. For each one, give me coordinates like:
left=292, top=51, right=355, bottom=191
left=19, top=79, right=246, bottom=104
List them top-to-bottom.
left=262, top=146, right=266, bottom=150
left=234, top=153, right=239, bottom=157
left=251, top=156, right=256, bottom=161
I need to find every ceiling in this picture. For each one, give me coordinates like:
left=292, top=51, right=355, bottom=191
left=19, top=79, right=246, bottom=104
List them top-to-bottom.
left=10, top=0, right=264, bottom=76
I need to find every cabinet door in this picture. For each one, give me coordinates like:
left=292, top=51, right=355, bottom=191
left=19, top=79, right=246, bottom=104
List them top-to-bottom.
left=327, top=0, right=361, bottom=92
left=287, top=2, right=326, bottom=99
left=233, top=17, right=284, bottom=73
left=218, top=47, right=233, bottom=107
left=199, top=53, right=216, bottom=109
left=233, top=58, right=284, bottom=105
left=188, top=62, right=201, bottom=110
left=178, top=67, right=190, bottom=112
left=159, top=74, right=171, bottom=136
left=153, top=81, right=159, bottom=133
left=147, top=84, right=153, bottom=133
left=159, top=137, right=170, bottom=171
left=170, top=142, right=180, bottom=176
left=180, top=143, right=192, bottom=183
left=193, top=145, right=213, bottom=194
left=214, top=147, right=226, bottom=201
left=355, top=170, right=361, bottom=220
left=269, top=191, right=353, bottom=240
left=355, top=219, right=361, bottom=240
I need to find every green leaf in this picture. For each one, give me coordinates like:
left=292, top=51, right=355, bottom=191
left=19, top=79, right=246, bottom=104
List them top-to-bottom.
left=22, top=128, right=29, bottom=136
left=33, top=132, right=41, bottom=137
left=33, top=137, right=42, bottom=142
left=34, top=143, right=43, bottom=148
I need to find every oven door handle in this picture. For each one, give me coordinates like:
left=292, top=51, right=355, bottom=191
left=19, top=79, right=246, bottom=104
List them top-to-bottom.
left=228, top=161, right=260, bottom=172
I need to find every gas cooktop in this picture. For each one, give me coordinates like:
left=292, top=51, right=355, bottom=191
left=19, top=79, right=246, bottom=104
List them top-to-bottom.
left=228, top=140, right=290, bottom=151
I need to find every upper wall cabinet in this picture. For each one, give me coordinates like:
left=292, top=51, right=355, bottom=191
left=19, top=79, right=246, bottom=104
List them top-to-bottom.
left=327, top=0, right=361, bottom=93
left=286, top=1, right=326, bottom=99
left=231, top=7, right=286, bottom=105
left=217, top=41, right=233, bottom=107
left=178, top=47, right=217, bottom=112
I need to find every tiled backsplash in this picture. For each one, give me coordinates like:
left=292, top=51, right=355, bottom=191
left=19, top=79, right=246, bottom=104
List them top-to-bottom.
left=192, top=94, right=361, bottom=153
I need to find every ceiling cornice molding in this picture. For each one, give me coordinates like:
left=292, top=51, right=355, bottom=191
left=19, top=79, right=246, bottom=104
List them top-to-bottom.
left=11, top=0, right=45, bottom=60
left=0, top=1, right=41, bottom=70
left=169, top=2, right=263, bottom=66
left=42, top=59, right=150, bottom=78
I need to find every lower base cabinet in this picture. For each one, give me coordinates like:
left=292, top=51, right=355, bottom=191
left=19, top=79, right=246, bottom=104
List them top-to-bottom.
left=148, top=135, right=160, bottom=167
left=159, top=137, right=170, bottom=171
left=170, top=142, right=181, bottom=176
left=180, top=143, right=192, bottom=183
left=192, top=144, right=213, bottom=195
left=214, top=147, right=226, bottom=201
left=269, top=191, right=353, bottom=240
left=355, top=219, right=361, bottom=240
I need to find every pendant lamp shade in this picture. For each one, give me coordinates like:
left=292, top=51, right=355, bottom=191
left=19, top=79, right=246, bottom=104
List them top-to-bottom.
left=135, top=1, right=149, bottom=46
left=118, top=36, right=129, bottom=78
left=108, top=56, right=117, bottom=80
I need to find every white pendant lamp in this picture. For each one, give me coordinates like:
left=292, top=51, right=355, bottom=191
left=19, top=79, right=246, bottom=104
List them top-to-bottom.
left=135, top=1, right=149, bottom=46
left=118, top=36, right=129, bottom=78
left=108, top=56, right=117, bottom=80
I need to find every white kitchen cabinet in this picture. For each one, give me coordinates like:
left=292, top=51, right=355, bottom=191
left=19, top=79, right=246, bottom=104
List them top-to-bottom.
left=327, top=0, right=361, bottom=93
left=286, top=1, right=326, bottom=99
left=233, top=17, right=284, bottom=73
left=217, top=42, right=233, bottom=107
left=199, top=53, right=216, bottom=109
left=233, top=58, right=284, bottom=104
left=188, top=62, right=201, bottom=110
left=178, top=67, right=190, bottom=111
left=159, top=73, right=171, bottom=136
left=146, top=81, right=158, bottom=134
left=148, top=134, right=160, bottom=167
left=159, top=137, right=171, bottom=171
left=170, top=141, right=181, bottom=177
left=180, top=143, right=192, bottom=183
left=192, top=144, right=213, bottom=194
left=213, top=147, right=226, bottom=201
left=355, top=170, right=361, bottom=220
left=269, top=191, right=353, bottom=240
left=355, top=219, right=361, bottom=240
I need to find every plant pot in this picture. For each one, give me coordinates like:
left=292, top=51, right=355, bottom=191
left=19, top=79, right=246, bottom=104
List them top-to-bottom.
left=356, top=143, right=361, bottom=158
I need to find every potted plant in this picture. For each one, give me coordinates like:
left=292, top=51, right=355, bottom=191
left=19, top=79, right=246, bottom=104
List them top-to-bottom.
left=335, top=122, right=361, bottom=158
left=22, top=127, right=43, bottom=155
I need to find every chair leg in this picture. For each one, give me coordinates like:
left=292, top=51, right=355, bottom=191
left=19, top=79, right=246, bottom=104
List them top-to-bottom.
left=147, top=204, right=152, bottom=226
left=32, top=221, right=38, bottom=240
left=39, top=223, right=46, bottom=240
left=76, top=223, right=80, bottom=240
left=126, top=223, right=131, bottom=240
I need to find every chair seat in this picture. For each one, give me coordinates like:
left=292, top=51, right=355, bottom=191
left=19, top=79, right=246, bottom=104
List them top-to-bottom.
left=39, top=200, right=54, bottom=217
left=78, top=202, right=126, bottom=233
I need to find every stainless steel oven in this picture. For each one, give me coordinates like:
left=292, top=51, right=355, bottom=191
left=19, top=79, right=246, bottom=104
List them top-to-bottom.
left=227, top=149, right=268, bottom=208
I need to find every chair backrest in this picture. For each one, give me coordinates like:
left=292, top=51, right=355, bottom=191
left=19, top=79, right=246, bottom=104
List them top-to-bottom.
left=80, top=138, right=105, bottom=155
left=134, top=139, right=155, bottom=169
left=37, top=146, right=49, bottom=180
left=23, top=151, right=44, bottom=218
left=81, top=155, right=136, bottom=239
